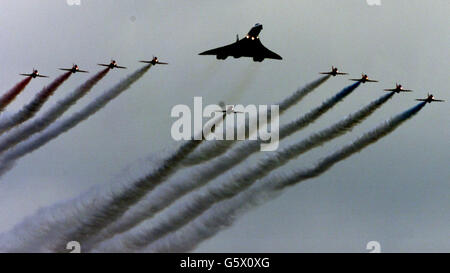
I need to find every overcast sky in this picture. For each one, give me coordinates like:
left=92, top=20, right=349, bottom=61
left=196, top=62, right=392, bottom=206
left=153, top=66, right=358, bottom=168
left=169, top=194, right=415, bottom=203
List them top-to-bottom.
left=0, top=0, right=448, bottom=252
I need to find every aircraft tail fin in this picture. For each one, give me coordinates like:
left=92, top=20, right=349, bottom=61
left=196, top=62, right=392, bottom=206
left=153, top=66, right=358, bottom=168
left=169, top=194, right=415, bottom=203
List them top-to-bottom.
left=236, top=34, right=239, bottom=42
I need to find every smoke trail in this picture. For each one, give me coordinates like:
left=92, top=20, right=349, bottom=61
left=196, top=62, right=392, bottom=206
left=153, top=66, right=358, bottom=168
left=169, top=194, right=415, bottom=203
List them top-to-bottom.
left=0, top=69, right=109, bottom=155
left=0, top=72, right=72, bottom=135
left=182, top=75, right=332, bottom=166
left=0, top=77, right=32, bottom=111
left=86, top=81, right=360, bottom=251
left=93, top=90, right=391, bottom=252
left=142, top=102, right=427, bottom=253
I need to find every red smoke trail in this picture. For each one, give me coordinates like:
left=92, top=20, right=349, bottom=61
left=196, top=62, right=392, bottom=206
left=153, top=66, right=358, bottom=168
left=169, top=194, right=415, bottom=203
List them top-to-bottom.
left=0, top=72, right=72, bottom=135
left=0, top=77, right=32, bottom=111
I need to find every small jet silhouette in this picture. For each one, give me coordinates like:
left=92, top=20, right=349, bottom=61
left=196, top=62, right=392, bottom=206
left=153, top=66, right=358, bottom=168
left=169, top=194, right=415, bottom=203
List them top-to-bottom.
left=139, top=56, right=168, bottom=65
left=98, top=60, right=127, bottom=69
left=59, top=64, right=89, bottom=74
left=319, top=66, right=348, bottom=76
left=20, top=69, right=49, bottom=78
left=349, top=73, right=378, bottom=83
left=384, top=83, right=412, bottom=93
left=416, top=93, right=445, bottom=103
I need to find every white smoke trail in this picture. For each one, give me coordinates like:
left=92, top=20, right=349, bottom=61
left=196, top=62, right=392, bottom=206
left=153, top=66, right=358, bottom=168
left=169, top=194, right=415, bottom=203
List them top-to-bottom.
left=0, top=69, right=109, bottom=155
left=0, top=72, right=72, bottom=135
left=182, top=75, right=331, bottom=166
left=93, top=89, right=392, bottom=252
left=143, top=102, right=427, bottom=252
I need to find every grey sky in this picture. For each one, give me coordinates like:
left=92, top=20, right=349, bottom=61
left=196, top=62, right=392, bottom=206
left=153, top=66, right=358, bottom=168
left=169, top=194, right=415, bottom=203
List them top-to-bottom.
left=0, top=0, right=448, bottom=252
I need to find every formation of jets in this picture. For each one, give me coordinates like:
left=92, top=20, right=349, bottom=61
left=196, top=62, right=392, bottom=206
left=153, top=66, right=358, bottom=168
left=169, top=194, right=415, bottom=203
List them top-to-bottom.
left=199, top=23, right=282, bottom=62
left=19, top=58, right=165, bottom=81
left=319, top=67, right=444, bottom=101
left=20, top=69, right=49, bottom=78
left=214, top=105, right=244, bottom=114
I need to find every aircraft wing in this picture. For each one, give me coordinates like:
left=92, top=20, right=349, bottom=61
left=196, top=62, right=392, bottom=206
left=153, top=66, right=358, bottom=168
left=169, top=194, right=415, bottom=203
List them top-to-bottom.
left=158, top=62, right=169, bottom=65
left=98, top=64, right=110, bottom=67
left=116, top=65, right=127, bottom=69
left=59, top=68, right=72, bottom=72
left=77, top=69, right=89, bottom=73
left=319, top=72, right=333, bottom=75
left=336, top=72, right=348, bottom=75
left=19, top=73, right=32, bottom=77
left=36, top=75, right=49, bottom=78
left=349, top=79, right=361, bottom=82
left=366, top=79, right=378, bottom=82
left=384, top=88, right=396, bottom=91
left=400, top=89, right=412, bottom=92
left=415, top=99, right=427, bottom=101
left=432, top=99, right=445, bottom=102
